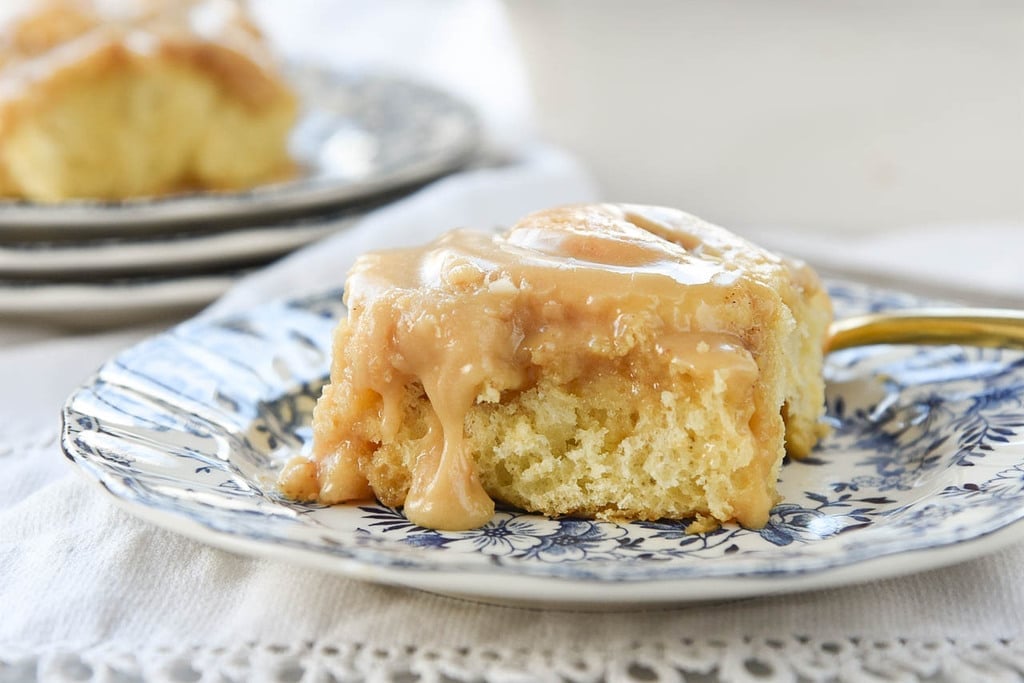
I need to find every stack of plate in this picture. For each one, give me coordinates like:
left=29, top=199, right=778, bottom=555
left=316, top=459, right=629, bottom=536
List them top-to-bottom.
left=0, top=66, right=480, bottom=328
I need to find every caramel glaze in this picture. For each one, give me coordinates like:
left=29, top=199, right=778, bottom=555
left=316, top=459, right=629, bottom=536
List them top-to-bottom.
left=0, top=0, right=290, bottom=131
left=291, top=204, right=809, bottom=531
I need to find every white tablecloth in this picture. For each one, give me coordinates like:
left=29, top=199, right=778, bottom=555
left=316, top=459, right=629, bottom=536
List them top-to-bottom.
left=4, top=146, right=1024, bottom=683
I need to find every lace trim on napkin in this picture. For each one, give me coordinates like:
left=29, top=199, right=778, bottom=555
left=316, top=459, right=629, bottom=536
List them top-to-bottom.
left=3, top=637, right=1023, bottom=683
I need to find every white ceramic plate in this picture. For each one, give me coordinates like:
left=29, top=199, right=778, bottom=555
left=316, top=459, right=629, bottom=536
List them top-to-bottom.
left=0, top=67, right=478, bottom=238
left=0, top=211, right=359, bottom=278
left=0, top=273, right=238, bottom=328
left=61, top=281, right=1024, bottom=607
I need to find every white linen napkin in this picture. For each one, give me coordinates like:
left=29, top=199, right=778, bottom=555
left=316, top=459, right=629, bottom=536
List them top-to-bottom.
left=4, top=149, right=1024, bottom=681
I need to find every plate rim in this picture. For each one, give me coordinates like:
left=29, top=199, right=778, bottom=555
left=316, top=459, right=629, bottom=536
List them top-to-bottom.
left=0, top=213, right=359, bottom=278
left=0, top=272, right=237, bottom=328
left=58, top=449, right=1024, bottom=607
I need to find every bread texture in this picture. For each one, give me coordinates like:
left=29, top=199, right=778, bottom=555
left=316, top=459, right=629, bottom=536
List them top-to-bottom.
left=0, top=0, right=297, bottom=202
left=280, top=204, right=833, bottom=531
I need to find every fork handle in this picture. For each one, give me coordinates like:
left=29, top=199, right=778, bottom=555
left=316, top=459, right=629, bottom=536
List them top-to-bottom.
left=826, top=308, right=1024, bottom=353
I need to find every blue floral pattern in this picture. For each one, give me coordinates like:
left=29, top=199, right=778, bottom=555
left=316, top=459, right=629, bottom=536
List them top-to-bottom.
left=61, top=281, right=1024, bottom=590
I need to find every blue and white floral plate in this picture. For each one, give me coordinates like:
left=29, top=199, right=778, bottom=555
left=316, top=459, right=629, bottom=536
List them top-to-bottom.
left=61, top=281, right=1024, bottom=607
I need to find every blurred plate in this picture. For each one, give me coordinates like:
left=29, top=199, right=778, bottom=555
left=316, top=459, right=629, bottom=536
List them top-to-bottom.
left=0, top=66, right=479, bottom=239
left=0, top=209, right=366, bottom=279
left=0, top=272, right=240, bottom=328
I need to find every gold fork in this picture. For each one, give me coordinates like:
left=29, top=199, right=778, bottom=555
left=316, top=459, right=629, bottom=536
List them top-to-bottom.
left=827, top=308, right=1024, bottom=353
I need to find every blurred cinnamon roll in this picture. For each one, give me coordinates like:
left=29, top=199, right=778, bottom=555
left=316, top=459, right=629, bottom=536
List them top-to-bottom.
left=0, top=0, right=297, bottom=202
